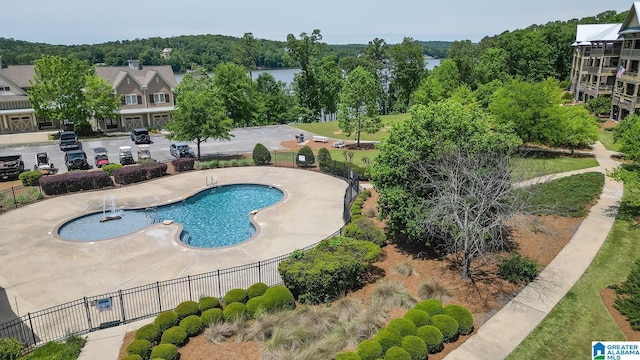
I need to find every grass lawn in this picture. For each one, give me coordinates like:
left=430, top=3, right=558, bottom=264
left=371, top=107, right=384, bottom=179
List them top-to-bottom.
left=293, top=113, right=410, bottom=142
left=599, top=130, right=620, bottom=152
left=326, top=149, right=377, bottom=167
left=512, top=156, right=599, bottom=180
left=506, top=189, right=640, bottom=360
left=21, top=336, right=86, bottom=360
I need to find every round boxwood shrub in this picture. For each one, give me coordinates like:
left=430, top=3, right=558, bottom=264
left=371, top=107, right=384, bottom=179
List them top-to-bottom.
left=252, top=143, right=272, bottom=165
left=296, top=146, right=315, bottom=167
left=317, top=147, right=332, bottom=164
left=19, top=170, right=43, bottom=186
left=247, top=282, right=269, bottom=299
left=263, top=285, right=295, bottom=311
left=224, top=288, right=249, bottom=305
left=246, top=295, right=268, bottom=319
left=198, top=296, right=221, bottom=311
left=414, top=299, right=444, bottom=317
left=175, top=300, right=200, bottom=319
left=222, top=302, right=246, bottom=321
left=444, top=304, right=474, bottom=335
left=201, top=308, right=224, bottom=326
left=404, top=309, right=430, bottom=328
left=154, top=310, right=179, bottom=332
left=430, top=314, right=459, bottom=343
left=179, top=315, right=204, bottom=336
left=388, top=318, right=416, bottom=337
left=135, top=323, right=162, bottom=344
left=416, top=325, right=444, bottom=354
left=160, top=326, right=188, bottom=347
left=374, top=328, right=402, bottom=354
left=401, top=335, right=427, bottom=360
left=0, top=338, right=24, bottom=360
left=126, top=339, right=151, bottom=359
left=357, top=339, right=383, bottom=360
left=149, top=343, right=179, bottom=360
left=384, top=346, right=411, bottom=360
left=336, top=351, right=361, bottom=360
left=122, top=355, right=143, bottom=360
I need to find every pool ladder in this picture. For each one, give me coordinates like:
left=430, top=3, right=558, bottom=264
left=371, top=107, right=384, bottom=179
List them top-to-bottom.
left=206, top=175, right=217, bottom=187
left=145, top=207, right=160, bottom=224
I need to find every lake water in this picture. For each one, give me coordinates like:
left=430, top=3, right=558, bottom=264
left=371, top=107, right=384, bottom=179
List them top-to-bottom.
left=175, top=59, right=442, bottom=85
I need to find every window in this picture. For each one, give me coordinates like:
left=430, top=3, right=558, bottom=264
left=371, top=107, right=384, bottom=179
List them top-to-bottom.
left=0, top=86, right=8, bottom=91
left=151, top=93, right=167, bottom=104
left=124, top=94, right=138, bottom=105
left=105, top=118, right=118, bottom=129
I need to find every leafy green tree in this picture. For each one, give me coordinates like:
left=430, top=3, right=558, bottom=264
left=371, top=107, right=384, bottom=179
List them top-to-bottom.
left=287, top=29, right=325, bottom=120
left=232, top=32, right=260, bottom=79
left=388, top=37, right=425, bottom=112
left=363, top=38, right=392, bottom=114
left=447, top=40, right=476, bottom=87
left=473, top=47, right=510, bottom=86
left=316, top=55, right=343, bottom=120
left=413, top=59, right=460, bottom=106
left=212, top=62, right=258, bottom=127
left=338, top=66, right=381, bottom=147
left=165, top=67, right=233, bottom=160
left=254, top=73, right=296, bottom=124
left=84, top=74, right=121, bottom=129
left=586, top=96, right=612, bottom=116
left=555, top=105, right=599, bottom=153
left=614, top=114, right=640, bottom=163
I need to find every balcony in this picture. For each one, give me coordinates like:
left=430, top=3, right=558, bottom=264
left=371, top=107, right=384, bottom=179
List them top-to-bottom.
left=621, top=48, right=640, bottom=57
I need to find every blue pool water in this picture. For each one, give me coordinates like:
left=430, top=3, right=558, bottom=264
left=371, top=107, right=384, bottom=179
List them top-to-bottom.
left=57, top=184, right=284, bottom=248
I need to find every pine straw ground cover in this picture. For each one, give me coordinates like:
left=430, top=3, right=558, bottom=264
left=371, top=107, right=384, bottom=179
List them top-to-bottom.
left=118, top=187, right=585, bottom=360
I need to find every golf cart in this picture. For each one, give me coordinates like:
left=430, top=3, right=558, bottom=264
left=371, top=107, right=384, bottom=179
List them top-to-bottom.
left=137, top=144, right=152, bottom=162
left=119, top=146, right=135, bottom=165
left=93, top=147, right=110, bottom=168
left=34, top=152, right=55, bottom=174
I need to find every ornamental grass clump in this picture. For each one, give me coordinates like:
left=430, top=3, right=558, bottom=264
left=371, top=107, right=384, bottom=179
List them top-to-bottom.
left=418, top=278, right=453, bottom=303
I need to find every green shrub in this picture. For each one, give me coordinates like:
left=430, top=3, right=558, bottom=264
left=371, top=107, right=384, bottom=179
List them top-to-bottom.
left=253, top=143, right=272, bottom=165
left=296, top=145, right=315, bottom=167
left=317, top=147, right=332, bottom=164
left=101, top=163, right=123, bottom=176
left=19, top=171, right=42, bottom=186
left=361, top=189, right=372, bottom=198
left=342, top=218, right=386, bottom=246
left=278, top=236, right=382, bottom=304
left=497, top=253, right=540, bottom=284
left=612, top=258, right=640, bottom=330
left=247, top=282, right=269, bottom=298
left=262, top=285, right=295, bottom=312
left=224, top=288, right=249, bottom=305
left=246, top=295, right=268, bottom=318
left=198, top=296, right=221, bottom=311
left=414, top=299, right=444, bottom=317
left=175, top=300, right=200, bottom=319
left=222, top=302, right=246, bottom=321
left=443, top=304, right=474, bottom=335
left=201, top=308, right=224, bottom=326
left=404, top=309, right=430, bottom=328
left=154, top=310, right=179, bottom=332
left=430, top=314, right=459, bottom=342
left=179, top=315, right=204, bottom=336
left=388, top=318, right=417, bottom=337
left=135, top=323, right=162, bottom=344
left=415, top=325, right=444, bottom=353
left=160, top=326, right=188, bottom=347
left=374, top=328, right=402, bottom=354
left=401, top=335, right=427, bottom=360
left=0, top=338, right=24, bottom=360
left=127, top=339, right=151, bottom=359
left=357, top=339, right=383, bottom=360
left=149, top=343, right=179, bottom=360
left=384, top=346, right=412, bottom=360
left=336, top=351, right=361, bottom=360
left=122, top=355, right=143, bottom=360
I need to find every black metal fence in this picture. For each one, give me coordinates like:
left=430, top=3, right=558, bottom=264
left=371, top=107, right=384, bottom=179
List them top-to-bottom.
left=0, top=165, right=360, bottom=350
left=0, top=185, right=44, bottom=212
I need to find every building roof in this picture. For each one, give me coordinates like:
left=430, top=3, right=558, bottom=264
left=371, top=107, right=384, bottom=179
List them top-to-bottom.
left=620, top=2, right=640, bottom=35
left=573, top=24, right=621, bottom=46
left=0, top=65, right=36, bottom=89
left=94, top=65, right=178, bottom=90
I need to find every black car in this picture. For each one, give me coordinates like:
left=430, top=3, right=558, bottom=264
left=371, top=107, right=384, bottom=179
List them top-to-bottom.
left=131, top=128, right=151, bottom=144
left=59, top=131, right=80, bottom=151
left=64, top=150, right=90, bottom=171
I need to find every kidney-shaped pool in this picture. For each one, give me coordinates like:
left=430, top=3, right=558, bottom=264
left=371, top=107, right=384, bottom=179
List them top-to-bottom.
left=57, top=184, right=284, bottom=248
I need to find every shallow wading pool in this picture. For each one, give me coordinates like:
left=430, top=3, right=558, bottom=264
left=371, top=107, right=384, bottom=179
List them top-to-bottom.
left=57, top=184, right=284, bottom=248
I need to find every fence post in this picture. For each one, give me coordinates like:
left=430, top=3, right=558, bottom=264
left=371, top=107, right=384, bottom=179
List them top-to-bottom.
left=11, top=187, right=17, bottom=209
left=257, top=261, right=261, bottom=283
left=217, top=270, right=222, bottom=297
left=187, top=275, right=192, bottom=301
left=156, top=282, right=162, bottom=312
left=118, top=290, right=126, bottom=323
left=83, top=297, right=92, bottom=332
left=26, top=313, right=36, bottom=346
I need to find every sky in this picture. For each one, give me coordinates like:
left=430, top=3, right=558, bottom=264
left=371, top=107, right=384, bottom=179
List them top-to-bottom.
left=3, top=0, right=633, bottom=45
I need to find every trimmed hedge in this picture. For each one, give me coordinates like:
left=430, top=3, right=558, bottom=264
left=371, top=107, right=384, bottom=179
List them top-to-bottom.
left=253, top=143, right=271, bottom=165
left=296, top=146, right=315, bottom=167
left=317, top=147, right=332, bottom=164
left=172, top=158, right=195, bottom=172
left=319, top=159, right=351, bottom=178
left=114, top=163, right=167, bottom=185
left=19, top=171, right=42, bottom=186
left=39, top=171, right=114, bottom=195
left=342, top=218, right=386, bottom=246
left=278, top=236, right=382, bottom=304
left=247, top=282, right=269, bottom=299
left=223, top=288, right=248, bottom=305
left=199, top=296, right=221, bottom=311
left=414, top=299, right=444, bottom=317
left=175, top=300, right=200, bottom=319
left=222, top=302, right=246, bottom=321
left=444, top=304, right=474, bottom=335
left=201, top=308, right=224, bottom=326
left=404, top=309, right=430, bottom=328
left=154, top=310, right=179, bottom=332
left=430, top=314, right=459, bottom=343
left=179, top=315, right=204, bottom=336
left=388, top=318, right=417, bottom=337
left=135, top=323, right=162, bottom=344
left=416, top=325, right=444, bottom=354
left=160, top=326, right=188, bottom=346
left=374, top=328, right=402, bottom=354
left=401, top=336, right=427, bottom=360
left=0, top=338, right=24, bottom=360
left=126, top=339, right=152, bottom=359
left=357, top=339, right=383, bottom=360
left=150, top=343, right=179, bottom=360
left=384, top=346, right=412, bottom=360
left=336, top=351, right=361, bottom=360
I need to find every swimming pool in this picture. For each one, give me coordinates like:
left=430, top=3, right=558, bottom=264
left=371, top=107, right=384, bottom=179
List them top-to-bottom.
left=57, top=184, right=284, bottom=248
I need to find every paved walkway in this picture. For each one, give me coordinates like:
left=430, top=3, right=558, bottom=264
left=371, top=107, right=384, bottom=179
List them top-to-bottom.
left=445, top=142, right=623, bottom=359
left=0, top=167, right=348, bottom=360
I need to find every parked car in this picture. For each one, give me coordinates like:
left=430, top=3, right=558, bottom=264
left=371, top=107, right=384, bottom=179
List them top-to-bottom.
left=130, top=128, right=151, bottom=144
left=59, top=131, right=80, bottom=151
left=169, top=143, right=195, bottom=158
left=93, top=147, right=110, bottom=168
left=64, top=150, right=89, bottom=171
left=0, top=155, right=24, bottom=180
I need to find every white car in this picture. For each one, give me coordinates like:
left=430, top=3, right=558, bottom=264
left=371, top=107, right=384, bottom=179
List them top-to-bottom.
left=170, top=143, right=195, bottom=158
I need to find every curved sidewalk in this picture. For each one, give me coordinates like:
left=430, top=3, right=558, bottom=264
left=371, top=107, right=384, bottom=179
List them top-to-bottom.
left=445, top=142, right=623, bottom=359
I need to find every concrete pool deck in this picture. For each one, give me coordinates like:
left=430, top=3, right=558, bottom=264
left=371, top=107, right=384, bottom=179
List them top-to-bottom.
left=0, top=167, right=347, bottom=324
